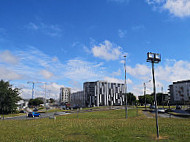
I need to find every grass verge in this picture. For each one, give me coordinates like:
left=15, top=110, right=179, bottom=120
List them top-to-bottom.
left=0, top=108, right=190, bottom=142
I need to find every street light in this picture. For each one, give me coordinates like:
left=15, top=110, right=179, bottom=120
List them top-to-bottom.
left=147, top=52, right=161, bottom=139
left=124, top=55, right=128, bottom=119
left=144, top=80, right=151, bottom=110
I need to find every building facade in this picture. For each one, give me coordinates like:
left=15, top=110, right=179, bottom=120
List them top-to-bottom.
left=169, top=80, right=190, bottom=104
left=84, top=81, right=126, bottom=107
left=60, top=87, right=71, bottom=104
left=70, top=91, right=85, bottom=107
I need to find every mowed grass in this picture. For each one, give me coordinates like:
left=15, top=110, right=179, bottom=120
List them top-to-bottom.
left=0, top=108, right=190, bottom=142
left=0, top=113, right=25, bottom=118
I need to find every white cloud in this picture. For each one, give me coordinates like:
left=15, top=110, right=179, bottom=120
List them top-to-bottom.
left=146, top=0, right=190, bottom=18
left=146, top=0, right=165, bottom=5
left=164, top=0, right=190, bottom=17
left=26, top=22, right=62, bottom=37
left=118, top=29, right=127, bottom=38
left=92, top=40, right=123, bottom=61
left=83, top=45, right=91, bottom=54
left=1, top=47, right=129, bottom=99
left=0, top=50, right=19, bottom=64
left=64, top=59, right=105, bottom=81
left=123, top=59, right=190, bottom=96
left=126, top=60, right=190, bottom=83
left=156, top=60, right=190, bottom=82
left=126, top=64, right=150, bottom=78
left=0, top=67, right=22, bottom=80
left=112, top=69, right=121, bottom=76
left=40, top=70, right=54, bottom=79
left=104, top=76, right=132, bottom=84
left=20, top=82, right=64, bottom=99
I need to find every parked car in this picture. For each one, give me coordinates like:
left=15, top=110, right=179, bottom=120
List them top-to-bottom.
left=72, top=105, right=80, bottom=109
left=150, top=105, right=155, bottom=109
left=176, top=105, right=182, bottom=110
left=33, top=108, right=38, bottom=112
left=158, top=108, right=166, bottom=113
left=19, top=110, right=26, bottom=113
left=28, top=112, right=40, bottom=117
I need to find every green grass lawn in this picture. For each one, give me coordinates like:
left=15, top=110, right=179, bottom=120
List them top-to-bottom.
left=0, top=108, right=190, bottom=142
left=0, top=113, right=25, bottom=118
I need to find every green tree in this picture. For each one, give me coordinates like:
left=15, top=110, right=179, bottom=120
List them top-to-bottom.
left=0, top=80, right=21, bottom=114
left=126, top=92, right=136, bottom=105
left=156, top=93, right=168, bottom=105
left=138, top=95, right=154, bottom=105
left=28, top=98, right=43, bottom=107
left=49, top=98, right=55, bottom=103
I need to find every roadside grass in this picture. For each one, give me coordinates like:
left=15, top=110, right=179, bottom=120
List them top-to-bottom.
left=0, top=108, right=190, bottom=142
left=0, top=113, right=25, bottom=118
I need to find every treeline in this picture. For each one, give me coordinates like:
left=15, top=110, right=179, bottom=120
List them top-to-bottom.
left=138, top=93, right=169, bottom=105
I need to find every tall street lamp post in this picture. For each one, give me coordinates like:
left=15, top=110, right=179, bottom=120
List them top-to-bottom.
left=147, top=52, right=161, bottom=139
left=124, top=55, right=128, bottom=119
left=144, top=80, right=151, bottom=110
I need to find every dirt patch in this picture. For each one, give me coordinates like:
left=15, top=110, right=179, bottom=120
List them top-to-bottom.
left=150, top=134, right=169, bottom=140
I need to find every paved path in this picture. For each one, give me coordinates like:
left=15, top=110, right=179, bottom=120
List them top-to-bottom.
left=2, top=106, right=132, bottom=120
left=142, top=110, right=187, bottom=119
left=3, top=112, right=70, bottom=120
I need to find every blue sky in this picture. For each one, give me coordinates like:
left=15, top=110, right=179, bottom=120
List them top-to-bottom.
left=1, top=0, right=190, bottom=99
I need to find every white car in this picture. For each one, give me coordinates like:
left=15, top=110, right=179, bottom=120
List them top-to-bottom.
left=158, top=108, right=166, bottom=113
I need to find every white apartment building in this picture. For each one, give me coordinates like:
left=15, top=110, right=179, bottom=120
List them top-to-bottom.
left=169, top=80, right=190, bottom=104
left=84, top=81, right=126, bottom=107
left=60, top=87, right=71, bottom=104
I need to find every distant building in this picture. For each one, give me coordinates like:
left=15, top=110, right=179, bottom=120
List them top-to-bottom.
left=169, top=80, right=190, bottom=104
left=84, top=81, right=126, bottom=107
left=60, top=87, right=71, bottom=104
left=71, top=91, right=85, bottom=107
left=17, top=99, right=29, bottom=110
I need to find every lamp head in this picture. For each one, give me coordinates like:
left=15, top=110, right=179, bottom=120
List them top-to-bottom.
left=147, top=52, right=161, bottom=63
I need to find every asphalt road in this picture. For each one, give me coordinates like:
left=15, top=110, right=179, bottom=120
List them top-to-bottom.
left=143, top=110, right=188, bottom=119
left=3, top=112, right=70, bottom=120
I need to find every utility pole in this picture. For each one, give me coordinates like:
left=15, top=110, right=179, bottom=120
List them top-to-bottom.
left=124, top=55, right=128, bottom=119
left=144, top=80, right=151, bottom=110
left=161, top=86, right=164, bottom=108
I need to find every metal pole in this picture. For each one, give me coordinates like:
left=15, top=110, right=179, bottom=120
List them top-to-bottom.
left=124, top=55, right=128, bottom=119
left=152, top=62, right=159, bottom=138
left=32, top=82, right=34, bottom=99
left=44, top=83, right=47, bottom=109
left=144, top=83, right=146, bottom=109
left=161, top=86, right=164, bottom=108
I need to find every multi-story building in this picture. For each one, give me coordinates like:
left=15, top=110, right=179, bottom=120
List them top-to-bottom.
left=169, top=80, right=190, bottom=104
left=84, top=81, right=126, bottom=107
left=60, top=87, right=71, bottom=104
left=70, top=91, right=85, bottom=107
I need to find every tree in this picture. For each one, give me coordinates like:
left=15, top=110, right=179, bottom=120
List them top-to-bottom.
left=0, top=80, right=21, bottom=114
left=126, top=92, right=136, bottom=105
left=156, top=93, right=168, bottom=106
left=138, top=95, right=154, bottom=105
left=28, top=98, right=43, bottom=107
left=49, top=98, right=55, bottom=103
